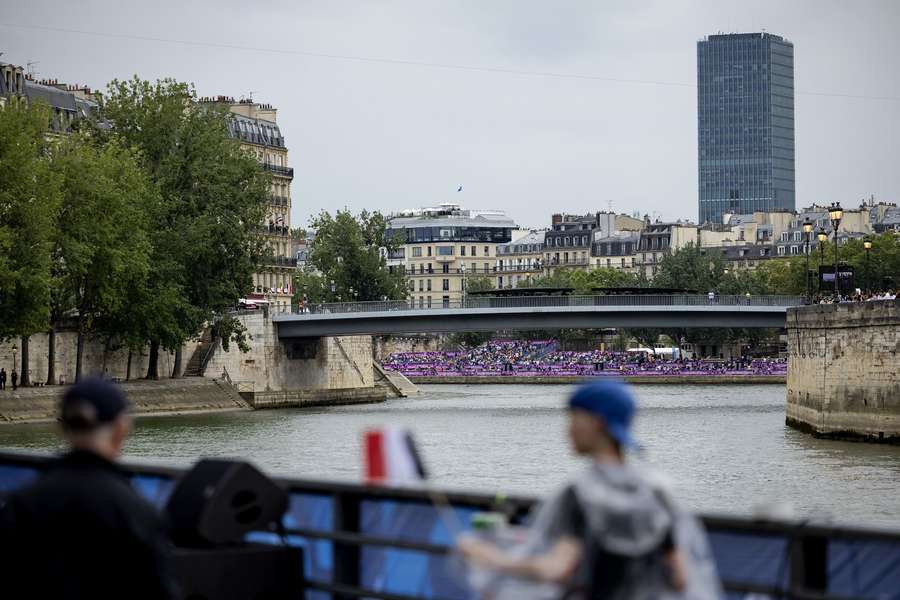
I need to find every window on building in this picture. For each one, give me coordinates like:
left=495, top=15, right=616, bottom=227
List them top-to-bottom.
left=427, top=246, right=432, bottom=257
left=437, top=246, right=453, bottom=256
left=460, top=246, right=466, bottom=256
left=471, top=246, right=477, bottom=256
left=483, top=246, right=489, bottom=256
left=412, top=247, right=422, bottom=257
left=484, top=262, right=490, bottom=272
left=427, top=263, right=433, bottom=273
left=442, top=263, right=449, bottom=274
left=498, top=276, right=503, bottom=288
left=442, top=279, right=449, bottom=291
left=418, top=280, right=423, bottom=291
left=419, top=296, right=424, bottom=308
left=427, top=296, right=432, bottom=308
left=442, top=296, right=450, bottom=308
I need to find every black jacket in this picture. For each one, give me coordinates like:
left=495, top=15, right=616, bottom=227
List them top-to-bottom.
left=0, top=450, right=175, bottom=599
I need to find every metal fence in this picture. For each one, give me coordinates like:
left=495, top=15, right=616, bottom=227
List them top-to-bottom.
left=298, top=295, right=805, bottom=315
left=1, top=451, right=898, bottom=600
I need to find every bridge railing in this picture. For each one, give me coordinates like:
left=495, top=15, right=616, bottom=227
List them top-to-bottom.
left=298, top=295, right=805, bottom=315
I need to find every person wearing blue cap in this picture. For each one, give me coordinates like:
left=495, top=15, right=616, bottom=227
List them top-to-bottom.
left=0, top=378, right=175, bottom=599
left=459, top=380, right=688, bottom=599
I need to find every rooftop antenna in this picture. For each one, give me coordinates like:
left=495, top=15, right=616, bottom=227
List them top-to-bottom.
left=247, top=90, right=257, bottom=102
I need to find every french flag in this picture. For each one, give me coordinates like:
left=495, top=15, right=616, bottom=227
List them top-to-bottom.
left=364, top=427, right=428, bottom=485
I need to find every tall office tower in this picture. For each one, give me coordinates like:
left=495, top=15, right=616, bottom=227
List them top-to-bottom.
left=697, top=33, right=795, bottom=224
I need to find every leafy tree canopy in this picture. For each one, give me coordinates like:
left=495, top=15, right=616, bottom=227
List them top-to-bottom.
left=0, top=101, right=60, bottom=340
left=294, top=210, right=407, bottom=303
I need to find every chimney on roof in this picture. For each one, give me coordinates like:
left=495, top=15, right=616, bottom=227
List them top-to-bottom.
left=551, top=213, right=563, bottom=226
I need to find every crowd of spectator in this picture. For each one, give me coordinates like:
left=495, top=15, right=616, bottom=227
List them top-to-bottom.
left=815, top=289, right=897, bottom=304
left=382, top=340, right=787, bottom=378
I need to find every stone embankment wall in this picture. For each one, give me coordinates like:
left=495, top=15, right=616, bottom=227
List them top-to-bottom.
left=786, top=300, right=900, bottom=443
left=205, top=312, right=391, bottom=406
left=0, top=332, right=199, bottom=385
left=0, top=378, right=247, bottom=423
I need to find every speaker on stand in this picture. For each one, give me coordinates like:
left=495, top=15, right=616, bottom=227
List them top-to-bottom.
left=164, top=459, right=303, bottom=600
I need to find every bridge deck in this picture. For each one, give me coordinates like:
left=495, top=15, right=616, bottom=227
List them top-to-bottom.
left=274, top=295, right=803, bottom=337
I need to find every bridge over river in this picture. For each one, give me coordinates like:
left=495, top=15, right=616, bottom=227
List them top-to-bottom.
left=273, top=294, right=804, bottom=338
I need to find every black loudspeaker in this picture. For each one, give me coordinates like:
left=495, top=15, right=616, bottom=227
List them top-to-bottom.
left=166, top=459, right=289, bottom=547
left=172, top=544, right=303, bottom=600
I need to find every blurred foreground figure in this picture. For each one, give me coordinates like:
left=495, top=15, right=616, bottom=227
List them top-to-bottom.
left=0, top=378, right=174, bottom=600
left=459, top=381, right=720, bottom=599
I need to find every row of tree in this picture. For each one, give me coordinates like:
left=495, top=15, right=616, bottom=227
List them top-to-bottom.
left=0, top=78, right=270, bottom=383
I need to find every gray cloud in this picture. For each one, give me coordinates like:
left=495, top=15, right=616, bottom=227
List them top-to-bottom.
left=2, top=0, right=898, bottom=229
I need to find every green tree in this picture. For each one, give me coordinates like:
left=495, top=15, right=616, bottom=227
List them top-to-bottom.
left=100, top=77, right=270, bottom=377
left=0, top=101, right=61, bottom=385
left=50, top=135, right=154, bottom=381
left=301, top=209, right=407, bottom=302
left=652, top=243, right=727, bottom=293
left=464, top=275, right=494, bottom=293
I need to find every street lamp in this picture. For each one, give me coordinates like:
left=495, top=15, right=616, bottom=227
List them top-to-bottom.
left=828, top=202, right=843, bottom=297
left=802, top=218, right=814, bottom=302
left=816, top=227, right=828, bottom=294
left=864, top=239, right=873, bottom=292
left=460, top=263, right=467, bottom=306
left=12, top=343, right=17, bottom=375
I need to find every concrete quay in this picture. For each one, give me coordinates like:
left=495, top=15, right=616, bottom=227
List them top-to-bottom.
left=786, top=299, right=900, bottom=443
left=0, top=378, right=249, bottom=424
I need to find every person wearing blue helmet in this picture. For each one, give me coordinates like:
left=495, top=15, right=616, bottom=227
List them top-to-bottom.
left=459, top=380, right=688, bottom=599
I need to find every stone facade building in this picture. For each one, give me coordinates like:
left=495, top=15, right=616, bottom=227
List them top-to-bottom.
left=202, top=97, right=296, bottom=312
left=386, top=204, right=516, bottom=307
left=495, top=230, right=546, bottom=288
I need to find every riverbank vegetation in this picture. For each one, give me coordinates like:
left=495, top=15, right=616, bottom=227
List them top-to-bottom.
left=0, top=79, right=269, bottom=382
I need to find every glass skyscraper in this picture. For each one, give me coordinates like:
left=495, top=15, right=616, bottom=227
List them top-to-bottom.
left=697, top=32, right=795, bottom=224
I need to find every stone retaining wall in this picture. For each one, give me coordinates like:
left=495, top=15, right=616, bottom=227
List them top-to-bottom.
left=786, top=300, right=900, bottom=443
left=0, top=332, right=199, bottom=385
left=0, top=378, right=247, bottom=424
left=249, top=387, right=387, bottom=409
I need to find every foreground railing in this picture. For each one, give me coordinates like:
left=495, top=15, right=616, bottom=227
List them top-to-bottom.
left=295, top=295, right=805, bottom=315
left=1, top=450, right=898, bottom=600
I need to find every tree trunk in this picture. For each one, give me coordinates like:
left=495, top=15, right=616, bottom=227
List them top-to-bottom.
left=47, top=328, right=56, bottom=385
left=75, top=332, right=85, bottom=383
left=20, top=335, right=30, bottom=386
left=146, top=339, right=160, bottom=380
left=171, top=346, right=182, bottom=379
left=126, top=349, right=133, bottom=381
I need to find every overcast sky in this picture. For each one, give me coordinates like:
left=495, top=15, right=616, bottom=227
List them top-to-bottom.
left=2, top=0, right=899, bottom=229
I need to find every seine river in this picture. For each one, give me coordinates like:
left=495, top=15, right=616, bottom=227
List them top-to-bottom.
left=2, top=383, right=900, bottom=527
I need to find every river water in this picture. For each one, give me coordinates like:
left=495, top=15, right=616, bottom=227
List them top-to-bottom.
left=2, top=383, right=899, bottom=527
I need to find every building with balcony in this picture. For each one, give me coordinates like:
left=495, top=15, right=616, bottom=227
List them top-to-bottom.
left=1, top=62, right=102, bottom=134
left=201, top=96, right=295, bottom=311
left=386, top=203, right=517, bottom=307
left=635, top=222, right=699, bottom=277
left=495, top=230, right=546, bottom=288
left=591, top=231, right=641, bottom=272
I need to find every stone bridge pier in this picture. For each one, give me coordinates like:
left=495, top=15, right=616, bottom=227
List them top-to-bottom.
left=786, top=300, right=900, bottom=443
left=205, top=312, right=411, bottom=408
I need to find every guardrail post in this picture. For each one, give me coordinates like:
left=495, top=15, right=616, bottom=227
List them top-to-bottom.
left=333, top=491, right=361, bottom=599
left=788, top=534, right=828, bottom=598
